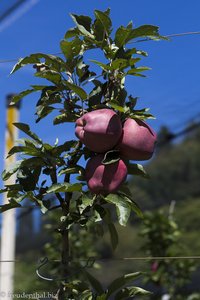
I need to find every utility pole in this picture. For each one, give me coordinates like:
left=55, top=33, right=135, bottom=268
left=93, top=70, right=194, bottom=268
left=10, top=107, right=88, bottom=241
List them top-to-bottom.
left=0, top=94, right=20, bottom=296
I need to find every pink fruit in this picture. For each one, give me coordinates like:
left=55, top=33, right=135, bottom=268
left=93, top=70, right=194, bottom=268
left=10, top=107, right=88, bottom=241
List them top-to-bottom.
left=75, top=109, right=122, bottom=153
left=116, top=118, right=157, bottom=160
left=85, top=154, right=127, bottom=194
left=151, top=261, right=159, bottom=272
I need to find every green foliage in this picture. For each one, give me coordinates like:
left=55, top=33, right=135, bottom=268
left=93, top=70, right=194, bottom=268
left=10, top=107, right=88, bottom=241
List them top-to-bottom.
left=0, top=8, right=163, bottom=299
left=1, top=8, right=162, bottom=225
left=9, top=8, right=163, bottom=125
left=104, top=193, right=143, bottom=226
left=140, top=209, right=197, bottom=299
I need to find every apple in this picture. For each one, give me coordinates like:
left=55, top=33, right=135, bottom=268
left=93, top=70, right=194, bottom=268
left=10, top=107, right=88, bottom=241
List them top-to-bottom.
left=75, top=109, right=122, bottom=153
left=116, top=118, right=157, bottom=160
left=85, top=154, right=127, bottom=194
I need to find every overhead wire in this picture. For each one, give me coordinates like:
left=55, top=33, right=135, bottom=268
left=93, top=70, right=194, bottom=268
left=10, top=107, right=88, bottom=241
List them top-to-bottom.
left=0, top=30, right=200, bottom=65
left=0, top=30, right=199, bottom=225
left=129, top=30, right=200, bottom=43
left=1, top=255, right=200, bottom=263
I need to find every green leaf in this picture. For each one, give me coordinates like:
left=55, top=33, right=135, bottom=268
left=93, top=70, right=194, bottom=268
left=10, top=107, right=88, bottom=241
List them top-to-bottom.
left=94, top=10, right=112, bottom=35
left=70, top=14, right=94, bottom=39
left=92, top=15, right=106, bottom=42
left=128, top=25, right=161, bottom=41
left=115, top=26, right=132, bottom=48
left=64, top=27, right=79, bottom=39
left=60, top=38, right=82, bottom=60
left=136, top=50, right=148, bottom=56
left=10, top=53, right=65, bottom=74
left=10, top=56, right=40, bottom=74
left=111, top=58, right=129, bottom=70
left=90, top=59, right=111, bottom=71
left=127, top=66, right=151, bottom=74
left=35, top=70, right=61, bottom=84
left=126, top=71, right=146, bottom=77
left=64, top=81, right=87, bottom=100
left=31, top=85, right=48, bottom=90
left=88, top=85, right=103, bottom=107
left=10, top=89, right=36, bottom=105
left=109, top=102, right=130, bottom=113
left=36, top=105, right=55, bottom=122
left=130, top=108, right=156, bottom=120
left=53, top=113, right=77, bottom=124
left=13, top=123, right=42, bottom=144
left=53, top=140, right=78, bottom=156
left=7, top=145, right=42, bottom=158
left=102, top=150, right=120, bottom=165
left=21, top=157, right=45, bottom=168
left=2, top=160, right=22, bottom=181
left=127, top=163, right=149, bottom=178
left=17, top=166, right=41, bottom=192
left=58, top=166, right=85, bottom=176
left=46, top=183, right=82, bottom=194
left=4, top=184, right=23, bottom=191
left=0, top=188, right=8, bottom=194
left=117, top=191, right=143, bottom=219
left=26, top=192, right=49, bottom=214
left=79, top=194, right=94, bottom=214
left=105, top=194, right=131, bottom=226
left=126, top=197, right=143, bottom=219
left=0, top=200, right=21, bottom=213
left=37, top=200, right=50, bottom=214
left=116, top=202, right=131, bottom=226
left=108, top=223, right=118, bottom=250
left=83, top=270, right=104, bottom=295
left=107, top=272, right=142, bottom=297
left=115, top=286, right=151, bottom=299
left=81, top=290, right=93, bottom=300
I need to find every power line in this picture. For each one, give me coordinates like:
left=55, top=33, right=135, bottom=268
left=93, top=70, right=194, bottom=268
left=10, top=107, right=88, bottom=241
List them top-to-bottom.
left=0, top=0, right=27, bottom=23
left=0, top=0, right=40, bottom=33
left=0, top=30, right=200, bottom=65
left=130, top=30, right=200, bottom=43
left=163, top=31, right=200, bottom=38
left=0, top=52, right=61, bottom=65
left=1, top=255, right=200, bottom=263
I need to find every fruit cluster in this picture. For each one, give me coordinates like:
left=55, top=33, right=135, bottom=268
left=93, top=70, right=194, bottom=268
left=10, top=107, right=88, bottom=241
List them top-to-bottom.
left=75, top=109, right=156, bottom=195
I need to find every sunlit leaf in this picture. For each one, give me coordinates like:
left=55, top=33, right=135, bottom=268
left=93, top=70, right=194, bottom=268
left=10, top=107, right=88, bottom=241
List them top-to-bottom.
left=94, top=9, right=112, bottom=35
left=70, top=14, right=94, bottom=39
left=60, top=38, right=82, bottom=60
left=10, top=53, right=65, bottom=74
left=64, top=81, right=87, bottom=100
left=10, top=89, right=36, bottom=105
left=13, top=123, right=42, bottom=144
left=102, top=150, right=120, bottom=165
left=2, top=160, right=22, bottom=181
left=127, top=163, right=149, bottom=178
left=46, top=183, right=82, bottom=193
left=105, top=194, right=131, bottom=226
left=107, top=272, right=142, bottom=297
left=115, top=286, right=151, bottom=299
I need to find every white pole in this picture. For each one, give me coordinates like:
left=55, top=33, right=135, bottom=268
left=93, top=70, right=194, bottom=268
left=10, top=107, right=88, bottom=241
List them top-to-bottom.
left=0, top=95, right=20, bottom=297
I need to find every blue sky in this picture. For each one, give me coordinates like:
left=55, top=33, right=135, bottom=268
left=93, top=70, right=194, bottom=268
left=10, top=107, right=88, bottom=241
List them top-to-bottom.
left=1, top=0, right=200, bottom=181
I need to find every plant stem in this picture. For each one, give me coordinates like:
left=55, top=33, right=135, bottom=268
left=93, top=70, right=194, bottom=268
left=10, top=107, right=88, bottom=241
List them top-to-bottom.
left=58, top=141, right=83, bottom=299
left=57, top=188, right=71, bottom=299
